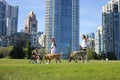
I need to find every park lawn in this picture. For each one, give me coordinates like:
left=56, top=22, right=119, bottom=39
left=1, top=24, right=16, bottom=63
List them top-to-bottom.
left=0, top=59, right=120, bottom=80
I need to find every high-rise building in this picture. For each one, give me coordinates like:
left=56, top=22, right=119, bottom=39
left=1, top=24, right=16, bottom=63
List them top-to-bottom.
left=0, top=0, right=18, bottom=36
left=0, top=0, right=6, bottom=36
left=45, top=0, right=79, bottom=55
left=102, top=0, right=120, bottom=59
left=24, top=11, right=37, bottom=33
left=95, top=26, right=103, bottom=54
left=29, top=32, right=42, bottom=48
left=38, top=33, right=46, bottom=48
left=86, top=33, right=95, bottom=39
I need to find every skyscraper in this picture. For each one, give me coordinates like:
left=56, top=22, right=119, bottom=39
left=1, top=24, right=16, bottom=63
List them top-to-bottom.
left=0, top=0, right=18, bottom=36
left=45, top=0, right=79, bottom=56
left=102, top=0, right=120, bottom=59
left=24, top=11, right=37, bottom=33
left=95, top=26, right=103, bottom=54
left=86, top=33, right=95, bottom=39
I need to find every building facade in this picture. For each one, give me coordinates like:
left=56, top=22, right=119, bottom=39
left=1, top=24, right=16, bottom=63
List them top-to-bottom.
left=0, top=0, right=18, bottom=36
left=0, top=0, right=6, bottom=36
left=45, top=0, right=79, bottom=55
left=102, top=0, right=120, bottom=59
left=24, top=11, right=37, bottom=33
left=95, top=26, right=103, bottom=54
left=29, top=32, right=43, bottom=48
left=38, top=33, right=46, bottom=48
left=86, top=33, right=95, bottom=39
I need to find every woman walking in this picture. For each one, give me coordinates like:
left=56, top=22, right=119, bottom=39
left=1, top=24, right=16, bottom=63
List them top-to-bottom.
left=50, top=38, right=56, bottom=54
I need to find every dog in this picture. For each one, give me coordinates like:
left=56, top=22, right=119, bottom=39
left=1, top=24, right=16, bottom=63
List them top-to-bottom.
left=68, top=50, right=87, bottom=63
left=42, top=54, right=61, bottom=64
left=29, top=55, right=44, bottom=64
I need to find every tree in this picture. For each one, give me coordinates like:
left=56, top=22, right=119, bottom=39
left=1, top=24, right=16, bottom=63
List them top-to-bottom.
left=9, top=40, right=25, bottom=59
left=25, top=40, right=32, bottom=59
left=0, top=46, right=13, bottom=58
left=38, top=48, right=46, bottom=56
left=87, top=48, right=99, bottom=60
left=107, top=52, right=117, bottom=60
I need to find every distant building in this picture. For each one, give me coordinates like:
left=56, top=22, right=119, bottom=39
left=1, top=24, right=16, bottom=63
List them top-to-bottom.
left=0, top=0, right=18, bottom=36
left=45, top=0, right=79, bottom=55
left=102, top=0, right=120, bottom=59
left=24, top=11, right=37, bottom=33
left=95, top=26, right=103, bottom=54
left=0, top=31, right=43, bottom=48
left=0, top=32, right=30, bottom=47
left=29, top=32, right=43, bottom=48
left=86, top=33, right=95, bottom=39
left=38, top=34, right=46, bottom=48
left=0, top=36, right=7, bottom=47
left=88, top=38, right=95, bottom=48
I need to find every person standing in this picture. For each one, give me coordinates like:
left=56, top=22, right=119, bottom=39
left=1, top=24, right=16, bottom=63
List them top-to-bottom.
left=80, top=34, right=89, bottom=62
left=81, top=35, right=88, bottom=49
left=50, top=38, right=56, bottom=54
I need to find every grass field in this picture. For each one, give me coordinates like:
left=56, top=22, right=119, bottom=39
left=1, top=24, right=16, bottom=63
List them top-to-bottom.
left=0, top=59, right=120, bottom=80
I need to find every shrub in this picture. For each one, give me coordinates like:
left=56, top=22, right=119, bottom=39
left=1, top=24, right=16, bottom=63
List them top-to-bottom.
left=0, top=46, right=13, bottom=58
left=9, top=46, right=25, bottom=59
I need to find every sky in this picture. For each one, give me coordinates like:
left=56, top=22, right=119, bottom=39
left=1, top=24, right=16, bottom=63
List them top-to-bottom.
left=5, top=0, right=110, bottom=41
left=6, top=0, right=46, bottom=32
left=80, top=0, right=109, bottom=35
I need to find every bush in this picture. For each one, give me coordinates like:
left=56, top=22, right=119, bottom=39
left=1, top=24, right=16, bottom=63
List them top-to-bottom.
left=25, top=41, right=32, bottom=59
left=0, top=46, right=13, bottom=58
left=9, top=46, right=25, bottom=59
left=38, top=48, right=46, bottom=56
left=87, top=48, right=95, bottom=60
left=87, top=48, right=101, bottom=60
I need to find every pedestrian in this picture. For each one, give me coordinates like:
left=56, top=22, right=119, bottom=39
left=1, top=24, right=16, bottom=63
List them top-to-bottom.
left=80, top=34, right=89, bottom=62
left=50, top=38, right=56, bottom=54
left=32, top=48, right=39, bottom=63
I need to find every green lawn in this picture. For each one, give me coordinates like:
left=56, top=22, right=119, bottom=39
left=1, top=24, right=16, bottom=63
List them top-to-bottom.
left=0, top=59, right=120, bottom=80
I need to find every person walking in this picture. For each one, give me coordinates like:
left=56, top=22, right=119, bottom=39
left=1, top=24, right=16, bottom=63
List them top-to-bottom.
left=80, top=34, right=89, bottom=62
left=50, top=38, right=56, bottom=54
left=32, top=48, right=39, bottom=63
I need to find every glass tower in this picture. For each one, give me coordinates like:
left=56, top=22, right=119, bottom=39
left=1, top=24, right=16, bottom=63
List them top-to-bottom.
left=0, top=0, right=18, bottom=36
left=0, top=0, right=6, bottom=35
left=45, top=0, right=79, bottom=56
left=102, top=0, right=120, bottom=59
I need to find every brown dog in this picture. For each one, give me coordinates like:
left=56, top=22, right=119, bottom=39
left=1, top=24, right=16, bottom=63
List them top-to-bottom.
left=42, top=54, right=61, bottom=64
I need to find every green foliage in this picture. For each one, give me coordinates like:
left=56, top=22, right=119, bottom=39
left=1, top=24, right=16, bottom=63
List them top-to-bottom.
left=9, top=41, right=25, bottom=59
left=25, top=41, right=32, bottom=59
left=0, top=46, right=13, bottom=58
left=9, top=46, right=25, bottom=59
left=38, top=48, right=46, bottom=56
left=87, top=48, right=95, bottom=59
left=87, top=48, right=101, bottom=60
left=101, top=52, right=117, bottom=60
left=107, top=52, right=117, bottom=60
left=93, top=53, right=101, bottom=60
left=0, top=59, right=120, bottom=80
